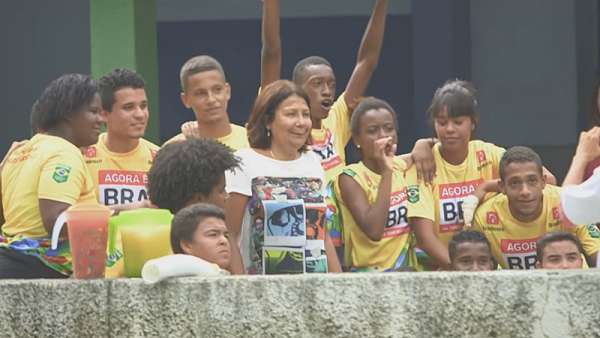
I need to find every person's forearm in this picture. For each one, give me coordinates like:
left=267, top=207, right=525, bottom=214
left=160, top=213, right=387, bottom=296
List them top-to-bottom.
left=260, top=0, right=281, bottom=88
left=355, top=0, right=388, bottom=69
left=563, top=155, right=589, bottom=186
left=361, top=170, right=393, bottom=241
left=473, top=180, right=499, bottom=200
left=325, top=234, right=342, bottom=272
left=417, top=236, right=451, bottom=270
left=228, top=238, right=245, bottom=275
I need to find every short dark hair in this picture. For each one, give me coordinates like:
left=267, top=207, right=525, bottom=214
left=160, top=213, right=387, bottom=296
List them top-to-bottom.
left=180, top=55, right=226, bottom=91
left=292, top=56, right=333, bottom=84
left=98, top=68, right=145, bottom=111
left=30, top=74, right=98, bottom=132
left=428, top=79, right=478, bottom=124
left=247, top=80, right=311, bottom=151
left=350, top=97, right=398, bottom=137
left=147, top=138, right=240, bottom=214
left=499, top=146, right=543, bottom=181
left=170, top=203, right=225, bottom=254
left=448, top=230, right=492, bottom=261
left=536, top=231, right=583, bottom=262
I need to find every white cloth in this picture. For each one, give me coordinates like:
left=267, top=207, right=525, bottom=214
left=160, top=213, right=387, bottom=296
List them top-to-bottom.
left=561, top=171, right=600, bottom=225
left=141, top=254, right=228, bottom=283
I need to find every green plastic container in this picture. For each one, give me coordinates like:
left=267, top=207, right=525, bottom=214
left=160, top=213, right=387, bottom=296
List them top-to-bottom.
left=108, top=208, right=173, bottom=277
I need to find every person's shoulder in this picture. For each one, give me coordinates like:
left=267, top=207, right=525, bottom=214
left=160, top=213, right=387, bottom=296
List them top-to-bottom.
left=230, top=123, right=247, bottom=135
left=162, top=133, right=186, bottom=147
left=139, top=137, right=161, bottom=151
left=470, top=139, right=505, bottom=153
left=302, top=150, right=324, bottom=165
left=543, top=184, right=561, bottom=199
left=477, top=191, right=506, bottom=213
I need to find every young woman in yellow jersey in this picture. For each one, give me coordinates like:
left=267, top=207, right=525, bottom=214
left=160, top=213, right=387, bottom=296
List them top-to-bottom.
left=0, top=74, right=103, bottom=278
left=408, top=80, right=556, bottom=270
left=337, top=97, right=425, bottom=271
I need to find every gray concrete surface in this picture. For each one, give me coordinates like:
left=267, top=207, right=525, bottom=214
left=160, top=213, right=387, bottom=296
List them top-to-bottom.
left=0, top=270, right=598, bottom=337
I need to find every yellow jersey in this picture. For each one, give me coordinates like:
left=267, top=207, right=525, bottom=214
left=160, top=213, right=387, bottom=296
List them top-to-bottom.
left=311, top=93, right=351, bottom=183
left=163, top=122, right=249, bottom=151
left=84, top=133, right=159, bottom=206
left=2, top=134, right=96, bottom=239
left=408, top=140, right=505, bottom=245
left=338, top=157, right=424, bottom=271
left=473, top=185, right=600, bottom=269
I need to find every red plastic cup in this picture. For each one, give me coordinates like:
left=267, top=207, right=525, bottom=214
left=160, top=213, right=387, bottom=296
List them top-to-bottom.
left=66, top=204, right=111, bottom=279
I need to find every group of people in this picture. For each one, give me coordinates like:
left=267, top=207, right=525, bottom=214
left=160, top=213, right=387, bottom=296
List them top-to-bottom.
left=0, top=0, right=599, bottom=279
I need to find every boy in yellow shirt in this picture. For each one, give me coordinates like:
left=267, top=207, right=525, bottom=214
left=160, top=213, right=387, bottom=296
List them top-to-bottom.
left=260, top=0, right=389, bottom=182
left=164, top=56, right=248, bottom=151
left=85, top=69, right=160, bottom=207
left=473, top=146, right=599, bottom=269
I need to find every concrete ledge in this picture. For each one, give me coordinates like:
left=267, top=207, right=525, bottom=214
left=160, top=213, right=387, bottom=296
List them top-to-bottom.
left=0, top=270, right=598, bottom=337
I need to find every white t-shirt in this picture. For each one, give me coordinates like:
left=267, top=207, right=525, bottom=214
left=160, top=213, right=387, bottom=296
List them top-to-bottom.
left=226, top=148, right=328, bottom=274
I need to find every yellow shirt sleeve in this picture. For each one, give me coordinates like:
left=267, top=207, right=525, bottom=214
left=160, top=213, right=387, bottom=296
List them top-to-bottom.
left=322, top=92, right=352, bottom=152
left=488, top=143, right=506, bottom=177
left=38, top=152, right=93, bottom=205
left=405, top=166, right=436, bottom=221
left=574, top=224, right=600, bottom=257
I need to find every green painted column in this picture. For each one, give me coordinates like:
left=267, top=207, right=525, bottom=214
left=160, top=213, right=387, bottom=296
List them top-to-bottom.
left=90, top=0, right=160, bottom=143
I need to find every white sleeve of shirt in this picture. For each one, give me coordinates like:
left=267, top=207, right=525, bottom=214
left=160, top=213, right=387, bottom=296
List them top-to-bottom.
left=225, top=149, right=253, bottom=196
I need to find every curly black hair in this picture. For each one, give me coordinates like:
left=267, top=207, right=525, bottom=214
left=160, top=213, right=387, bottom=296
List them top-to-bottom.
left=98, top=68, right=145, bottom=111
left=30, top=73, right=98, bottom=132
left=147, top=138, right=240, bottom=214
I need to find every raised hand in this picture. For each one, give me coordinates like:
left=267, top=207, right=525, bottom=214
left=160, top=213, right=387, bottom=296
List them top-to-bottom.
left=373, top=136, right=396, bottom=173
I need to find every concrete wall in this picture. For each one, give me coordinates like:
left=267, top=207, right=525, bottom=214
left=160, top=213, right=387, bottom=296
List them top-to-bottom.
left=1, top=270, right=599, bottom=337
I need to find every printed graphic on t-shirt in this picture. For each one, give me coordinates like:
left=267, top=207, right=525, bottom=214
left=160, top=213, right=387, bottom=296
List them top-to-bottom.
left=312, top=129, right=342, bottom=170
left=98, top=170, right=148, bottom=205
left=247, top=176, right=327, bottom=275
left=437, top=178, right=483, bottom=233
left=385, top=189, right=410, bottom=238
left=500, top=238, right=538, bottom=270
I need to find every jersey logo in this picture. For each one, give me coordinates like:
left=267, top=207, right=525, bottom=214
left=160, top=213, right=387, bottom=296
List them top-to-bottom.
left=84, top=146, right=97, bottom=158
left=476, top=150, right=487, bottom=164
left=52, top=164, right=71, bottom=183
left=407, top=185, right=420, bottom=203
left=551, top=207, right=560, bottom=221
left=486, top=211, right=499, bottom=225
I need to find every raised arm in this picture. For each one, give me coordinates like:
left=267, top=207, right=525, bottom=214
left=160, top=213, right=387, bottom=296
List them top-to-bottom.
left=260, top=0, right=282, bottom=89
left=344, top=0, right=388, bottom=111
left=563, top=127, right=600, bottom=186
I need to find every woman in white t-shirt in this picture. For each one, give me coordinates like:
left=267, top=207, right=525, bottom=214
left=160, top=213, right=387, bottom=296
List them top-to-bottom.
left=225, top=80, right=341, bottom=274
